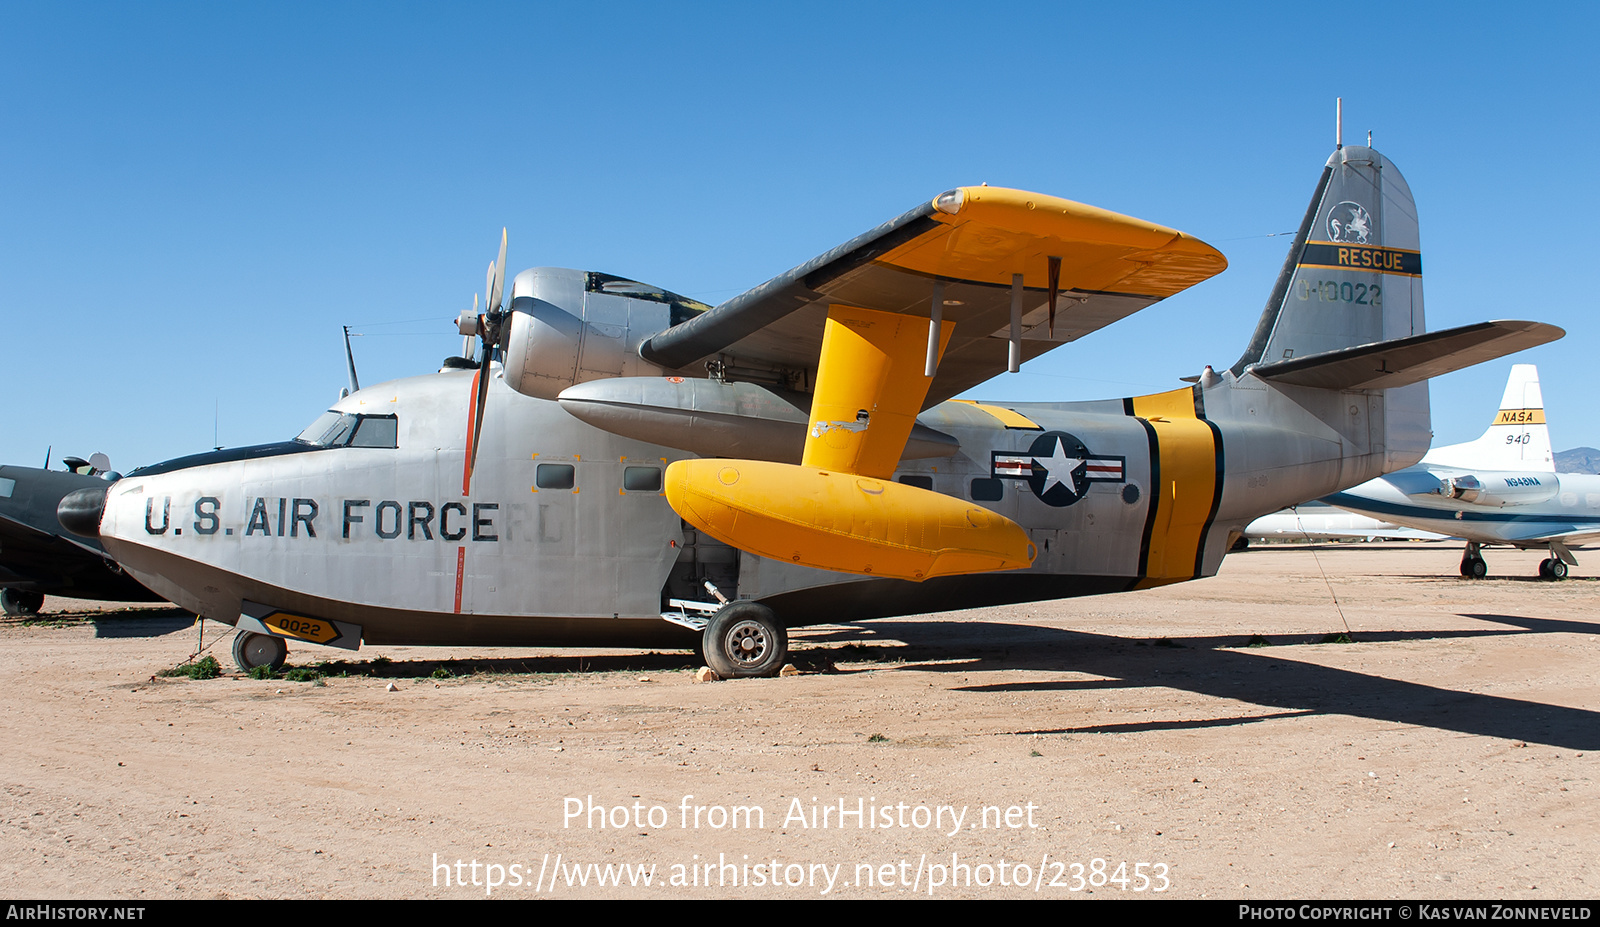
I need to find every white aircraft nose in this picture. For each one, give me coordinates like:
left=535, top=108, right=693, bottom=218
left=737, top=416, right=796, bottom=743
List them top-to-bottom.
left=57, top=486, right=107, bottom=538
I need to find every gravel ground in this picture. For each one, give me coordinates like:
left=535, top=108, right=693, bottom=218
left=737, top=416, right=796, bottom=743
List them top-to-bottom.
left=0, top=541, right=1594, bottom=899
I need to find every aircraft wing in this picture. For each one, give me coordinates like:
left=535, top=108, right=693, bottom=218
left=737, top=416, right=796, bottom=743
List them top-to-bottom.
left=639, top=187, right=1227, bottom=406
left=1499, top=524, right=1600, bottom=546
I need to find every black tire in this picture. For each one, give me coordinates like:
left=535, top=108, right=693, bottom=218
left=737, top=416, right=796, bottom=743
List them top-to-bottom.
left=1467, top=558, right=1488, bottom=580
left=1550, top=560, right=1569, bottom=580
left=1, top=589, right=44, bottom=617
left=701, top=602, right=786, bottom=679
left=232, top=631, right=288, bottom=673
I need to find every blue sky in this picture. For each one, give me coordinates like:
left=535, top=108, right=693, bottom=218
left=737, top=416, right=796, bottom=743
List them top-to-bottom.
left=2, top=2, right=1595, bottom=469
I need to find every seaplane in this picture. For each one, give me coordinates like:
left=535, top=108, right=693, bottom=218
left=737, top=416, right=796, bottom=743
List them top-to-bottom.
left=58, top=141, right=1560, bottom=676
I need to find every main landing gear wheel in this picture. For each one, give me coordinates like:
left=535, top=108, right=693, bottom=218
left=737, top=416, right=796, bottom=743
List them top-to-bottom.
left=1461, top=557, right=1488, bottom=580
left=1539, top=558, right=1569, bottom=581
left=1, top=589, right=44, bottom=617
left=701, top=602, right=786, bottom=679
left=232, top=631, right=288, bottom=674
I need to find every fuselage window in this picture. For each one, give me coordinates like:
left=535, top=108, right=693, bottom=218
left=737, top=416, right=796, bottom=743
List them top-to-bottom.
left=349, top=415, right=399, bottom=448
left=536, top=463, right=576, bottom=490
left=623, top=466, right=662, bottom=492
left=897, top=474, right=933, bottom=490
left=970, top=478, right=1003, bottom=502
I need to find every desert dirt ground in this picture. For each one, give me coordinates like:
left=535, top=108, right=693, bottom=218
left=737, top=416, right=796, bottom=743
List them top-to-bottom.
left=0, top=542, right=1595, bottom=900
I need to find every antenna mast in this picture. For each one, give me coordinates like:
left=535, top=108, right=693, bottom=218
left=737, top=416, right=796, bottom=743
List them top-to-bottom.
left=1336, top=97, right=1343, bottom=150
left=343, top=325, right=362, bottom=395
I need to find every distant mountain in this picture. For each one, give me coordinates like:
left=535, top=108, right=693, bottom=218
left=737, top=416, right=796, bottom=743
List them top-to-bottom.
left=1556, top=447, right=1600, bottom=474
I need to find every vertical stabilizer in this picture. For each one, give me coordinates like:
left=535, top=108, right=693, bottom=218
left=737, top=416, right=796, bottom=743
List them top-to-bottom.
left=1232, top=146, right=1423, bottom=374
left=1423, top=365, right=1554, bottom=471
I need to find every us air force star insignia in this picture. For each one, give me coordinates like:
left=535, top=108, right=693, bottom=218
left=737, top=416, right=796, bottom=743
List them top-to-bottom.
left=989, top=431, right=1125, bottom=508
left=1035, top=438, right=1083, bottom=498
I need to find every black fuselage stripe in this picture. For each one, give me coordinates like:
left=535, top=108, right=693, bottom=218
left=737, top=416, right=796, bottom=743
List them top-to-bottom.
left=1134, top=417, right=1160, bottom=580
left=1193, top=418, right=1226, bottom=579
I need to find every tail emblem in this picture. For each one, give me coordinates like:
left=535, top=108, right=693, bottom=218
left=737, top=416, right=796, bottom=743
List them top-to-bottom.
left=1327, top=201, right=1373, bottom=243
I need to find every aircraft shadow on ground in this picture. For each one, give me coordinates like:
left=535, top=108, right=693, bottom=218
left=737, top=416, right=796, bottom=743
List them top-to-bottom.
left=23, top=608, right=198, bottom=638
left=93, top=613, right=196, bottom=638
left=808, top=613, right=1600, bottom=751
left=302, top=650, right=710, bottom=679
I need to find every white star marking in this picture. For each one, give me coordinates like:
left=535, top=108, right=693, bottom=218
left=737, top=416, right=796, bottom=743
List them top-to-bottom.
left=1033, top=438, right=1084, bottom=497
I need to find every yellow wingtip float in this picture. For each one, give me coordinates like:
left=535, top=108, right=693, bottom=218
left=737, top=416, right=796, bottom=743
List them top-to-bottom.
left=666, top=302, right=1037, bottom=581
left=664, top=459, right=1035, bottom=581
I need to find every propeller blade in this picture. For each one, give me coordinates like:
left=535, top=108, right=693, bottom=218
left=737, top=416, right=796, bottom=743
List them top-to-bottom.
left=490, top=227, right=507, bottom=313
left=463, top=228, right=509, bottom=494
left=456, top=294, right=479, bottom=358
left=463, top=343, right=492, bottom=495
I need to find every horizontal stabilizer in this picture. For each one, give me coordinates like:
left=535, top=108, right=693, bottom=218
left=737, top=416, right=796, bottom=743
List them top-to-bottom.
left=1250, top=321, right=1563, bottom=391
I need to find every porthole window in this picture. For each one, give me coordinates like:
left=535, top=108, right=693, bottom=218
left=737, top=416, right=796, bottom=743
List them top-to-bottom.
left=536, top=463, right=575, bottom=489
left=623, top=466, right=662, bottom=492
left=897, top=474, right=933, bottom=490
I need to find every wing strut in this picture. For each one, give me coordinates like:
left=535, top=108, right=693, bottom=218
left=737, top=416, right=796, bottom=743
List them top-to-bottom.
left=1008, top=274, right=1023, bottom=373
left=664, top=304, right=1035, bottom=581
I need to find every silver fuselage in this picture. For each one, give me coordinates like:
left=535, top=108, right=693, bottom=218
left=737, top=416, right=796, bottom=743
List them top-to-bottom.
left=94, top=363, right=1420, bottom=648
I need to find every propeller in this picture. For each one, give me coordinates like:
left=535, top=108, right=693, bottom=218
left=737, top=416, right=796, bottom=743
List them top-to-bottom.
left=455, top=228, right=508, bottom=494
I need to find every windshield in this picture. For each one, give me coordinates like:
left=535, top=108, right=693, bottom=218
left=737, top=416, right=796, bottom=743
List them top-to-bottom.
left=295, top=411, right=359, bottom=447
left=295, top=411, right=398, bottom=448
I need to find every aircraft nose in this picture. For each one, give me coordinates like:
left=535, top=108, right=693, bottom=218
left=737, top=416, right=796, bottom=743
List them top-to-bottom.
left=58, top=486, right=108, bottom=538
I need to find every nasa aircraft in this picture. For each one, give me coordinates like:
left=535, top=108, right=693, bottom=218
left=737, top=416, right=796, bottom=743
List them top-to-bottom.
left=59, top=144, right=1560, bottom=677
left=1325, top=365, right=1595, bottom=580
left=1240, top=502, right=1446, bottom=545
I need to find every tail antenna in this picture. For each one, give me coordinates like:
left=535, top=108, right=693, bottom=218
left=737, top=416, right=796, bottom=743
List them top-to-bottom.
left=1336, top=97, right=1343, bottom=150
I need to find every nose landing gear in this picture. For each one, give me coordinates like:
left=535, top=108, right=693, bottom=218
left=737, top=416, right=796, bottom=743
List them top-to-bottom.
left=232, top=631, right=288, bottom=674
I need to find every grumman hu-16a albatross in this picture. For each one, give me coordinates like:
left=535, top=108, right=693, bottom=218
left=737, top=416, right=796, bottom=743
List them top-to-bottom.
left=58, top=145, right=1560, bottom=677
left=1326, top=364, right=1596, bottom=580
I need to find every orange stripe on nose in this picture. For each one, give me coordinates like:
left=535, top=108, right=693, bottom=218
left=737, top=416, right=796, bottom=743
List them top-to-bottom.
left=453, top=546, right=466, bottom=613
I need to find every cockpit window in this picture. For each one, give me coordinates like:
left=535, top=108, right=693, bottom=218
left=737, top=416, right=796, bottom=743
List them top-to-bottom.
left=295, top=411, right=397, bottom=449
left=296, top=412, right=354, bottom=446
left=350, top=415, right=398, bottom=448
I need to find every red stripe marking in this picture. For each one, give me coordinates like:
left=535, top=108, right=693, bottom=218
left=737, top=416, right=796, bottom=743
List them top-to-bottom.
left=461, top=366, right=482, bottom=497
left=453, top=546, right=466, bottom=614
